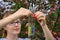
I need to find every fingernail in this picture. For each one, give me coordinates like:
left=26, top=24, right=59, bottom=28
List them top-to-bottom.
left=31, top=14, right=37, bottom=20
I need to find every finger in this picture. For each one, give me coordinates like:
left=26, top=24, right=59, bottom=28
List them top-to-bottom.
left=34, top=11, right=41, bottom=16
left=35, top=11, right=44, bottom=16
left=31, top=14, right=37, bottom=20
left=31, top=14, right=36, bottom=17
left=37, top=14, right=45, bottom=19
left=38, top=18, right=45, bottom=22
left=38, top=19, right=46, bottom=26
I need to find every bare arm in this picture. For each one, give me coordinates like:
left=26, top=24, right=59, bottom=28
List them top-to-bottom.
left=0, top=8, right=32, bottom=27
left=34, top=11, right=54, bottom=40
left=41, top=24, right=54, bottom=40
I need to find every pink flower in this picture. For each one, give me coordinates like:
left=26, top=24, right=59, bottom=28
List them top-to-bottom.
left=24, top=0, right=28, bottom=6
left=55, top=5, right=59, bottom=9
left=22, top=18, right=26, bottom=21
left=26, top=23, right=30, bottom=27
left=36, top=30, right=39, bottom=32
left=37, top=30, right=39, bottom=32
left=25, top=31, right=28, bottom=34
left=53, top=31, right=57, bottom=35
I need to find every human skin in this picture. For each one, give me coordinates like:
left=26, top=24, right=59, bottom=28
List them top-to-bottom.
left=0, top=7, right=32, bottom=28
left=34, top=11, right=54, bottom=40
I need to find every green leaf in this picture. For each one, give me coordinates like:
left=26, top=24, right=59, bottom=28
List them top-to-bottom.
left=51, top=13, right=58, bottom=18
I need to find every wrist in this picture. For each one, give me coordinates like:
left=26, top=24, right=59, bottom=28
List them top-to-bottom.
left=15, top=10, right=23, bottom=17
left=39, top=20, right=47, bottom=27
left=39, top=20, right=47, bottom=26
left=41, top=23, right=47, bottom=27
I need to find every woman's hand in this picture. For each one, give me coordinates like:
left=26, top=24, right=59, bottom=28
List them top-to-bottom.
left=17, top=7, right=33, bottom=17
left=33, top=11, right=46, bottom=26
left=34, top=11, right=54, bottom=40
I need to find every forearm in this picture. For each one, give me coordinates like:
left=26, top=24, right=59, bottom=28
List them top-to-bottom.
left=0, top=10, right=22, bottom=27
left=41, top=24, right=54, bottom=40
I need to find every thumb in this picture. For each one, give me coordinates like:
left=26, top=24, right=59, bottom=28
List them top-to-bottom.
left=38, top=19, right=46, bottom=26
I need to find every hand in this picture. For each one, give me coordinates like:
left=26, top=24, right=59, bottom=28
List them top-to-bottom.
left=17, top=7, right=33, bottom=16
left=33, top=11, right=46, bottom=26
